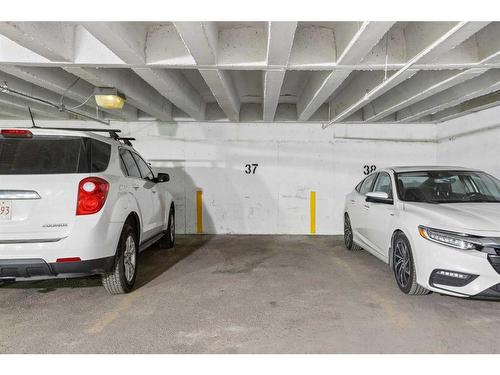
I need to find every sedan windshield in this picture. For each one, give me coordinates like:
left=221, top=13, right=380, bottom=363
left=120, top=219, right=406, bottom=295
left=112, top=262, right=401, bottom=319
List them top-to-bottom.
left=396, top=170, right=500, bottom=203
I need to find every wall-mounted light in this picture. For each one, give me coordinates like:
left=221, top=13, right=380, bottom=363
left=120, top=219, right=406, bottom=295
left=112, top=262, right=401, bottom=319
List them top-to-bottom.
left=94, top=87, right=126, bottom=109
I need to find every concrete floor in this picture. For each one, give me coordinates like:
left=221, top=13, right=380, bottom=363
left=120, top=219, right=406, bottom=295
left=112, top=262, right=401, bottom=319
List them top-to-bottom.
left=1, top=235, right=499, bottom=354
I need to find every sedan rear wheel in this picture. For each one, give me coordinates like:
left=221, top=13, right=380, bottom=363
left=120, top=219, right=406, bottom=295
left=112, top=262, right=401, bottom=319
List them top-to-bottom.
left=344, top=214, right=363, bottom=251
left=392, top=232, right=430, bottom=295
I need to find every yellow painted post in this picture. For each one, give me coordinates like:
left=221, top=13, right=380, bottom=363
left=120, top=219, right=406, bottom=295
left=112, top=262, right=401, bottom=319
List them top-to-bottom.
left=196, top=190, right=203, bottom=234
left=310, top=191, right=316, bottom=235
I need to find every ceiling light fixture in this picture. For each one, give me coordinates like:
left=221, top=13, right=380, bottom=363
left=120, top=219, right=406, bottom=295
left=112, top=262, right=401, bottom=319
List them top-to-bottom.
left=94, top=87, right=126, bottom=110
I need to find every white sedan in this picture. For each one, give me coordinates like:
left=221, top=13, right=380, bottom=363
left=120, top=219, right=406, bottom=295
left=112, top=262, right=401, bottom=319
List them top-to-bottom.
left=344, top=166, right=500, bottom=298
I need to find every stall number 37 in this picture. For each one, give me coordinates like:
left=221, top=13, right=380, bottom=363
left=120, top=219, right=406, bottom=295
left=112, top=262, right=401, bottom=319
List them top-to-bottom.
left=245, top=164, right=259, bottom=174
left=363, top=165, right=377, bottom=175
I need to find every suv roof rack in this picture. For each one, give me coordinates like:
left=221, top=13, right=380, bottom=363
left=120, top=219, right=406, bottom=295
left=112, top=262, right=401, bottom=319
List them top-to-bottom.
left=33, top=126, right=121, bottom=137
left=33, top=127, right=135, bottom=146
left=117, top=137, right=136, bottom=147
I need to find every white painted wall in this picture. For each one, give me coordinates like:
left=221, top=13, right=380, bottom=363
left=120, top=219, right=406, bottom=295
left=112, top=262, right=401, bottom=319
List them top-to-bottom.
left=437, top=106, right=500, bottom=177
left=3, top=109, right=496, bottom=235
left=0, top=119, right=443, bottom=235
left=115, top=121, right=437, bottom=235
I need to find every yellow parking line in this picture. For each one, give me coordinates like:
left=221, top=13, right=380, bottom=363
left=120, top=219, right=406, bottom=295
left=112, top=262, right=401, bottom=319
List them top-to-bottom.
left=196, top=190, right=203, bottom=234
left=310, top=191, right=316, bottom=235
left=88, top=290, right=142, bottom=334
left=369, top=291, right=411, bottom=329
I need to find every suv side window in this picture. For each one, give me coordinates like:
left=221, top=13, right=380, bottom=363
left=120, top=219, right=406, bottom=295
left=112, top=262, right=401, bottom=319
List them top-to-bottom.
left=90, top=139, right=112, bottom=172
left=119, top=149, right=141, bottom=179
left=132, top=152, right=154, bottom=181
left=119, top=153, right=128, bottom=176
left=373, top=172, right=393, bottom=198
left=359, top=173, right=378, bottom=195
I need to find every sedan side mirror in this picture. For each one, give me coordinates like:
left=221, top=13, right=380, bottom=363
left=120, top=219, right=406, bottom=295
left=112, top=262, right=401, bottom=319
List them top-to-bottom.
left=156, top=173, right=170, bottom=183
left=366, top=191, right=393, bottom=204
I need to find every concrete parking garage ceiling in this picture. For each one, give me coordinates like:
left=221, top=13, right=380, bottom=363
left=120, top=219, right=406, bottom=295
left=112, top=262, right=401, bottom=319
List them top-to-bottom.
left=0, top=21, right=499, bottom=124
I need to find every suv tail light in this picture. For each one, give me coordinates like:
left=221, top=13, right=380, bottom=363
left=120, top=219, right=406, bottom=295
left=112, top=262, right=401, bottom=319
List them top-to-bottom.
left=1, top=129, right=33, bottom=138
left=76, top=177, right=109, bottom=215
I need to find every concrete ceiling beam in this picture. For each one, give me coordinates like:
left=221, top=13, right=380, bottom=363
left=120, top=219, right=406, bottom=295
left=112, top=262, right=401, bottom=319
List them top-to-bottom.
left=0, top=21, right=498, bottom=124
left=0, top=22, right=75, bottom=62
left=175, top=22, right=240, bottom=121
left=262, top=22, right=297, bottom=121
left=297, top=22, right=394, bottom=121
left=329, top=22, right=488, bottom=124
left=83, top=23, right=205, bottom=120
left=363, top=23, right=500, bottom=122
left=0, top=65, right=138, bottom=121
left=64, top=67, right=172, bottom=121
left=362, top=68, right=487, bottom=122
left=395, top=69, right=500, bottom=122
left=0, top=70, right=109, bottom=120
left=0, top=91, right=69, bottom=119
left=431, top=91, right=500, bottom=122
left=0, top=103, right=46, bottom=119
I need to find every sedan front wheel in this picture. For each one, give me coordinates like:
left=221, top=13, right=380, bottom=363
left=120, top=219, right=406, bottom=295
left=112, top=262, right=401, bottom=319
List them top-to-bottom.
left=392, top=232, right=430, bottom=295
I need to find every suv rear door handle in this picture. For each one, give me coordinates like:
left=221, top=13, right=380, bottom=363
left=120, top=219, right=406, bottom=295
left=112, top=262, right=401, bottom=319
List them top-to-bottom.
left=131, top=183, right=140, bottom=189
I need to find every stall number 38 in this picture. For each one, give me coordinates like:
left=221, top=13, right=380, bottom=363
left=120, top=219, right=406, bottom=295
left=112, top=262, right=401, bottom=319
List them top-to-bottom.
left=363, top=165, right=377, bottom=175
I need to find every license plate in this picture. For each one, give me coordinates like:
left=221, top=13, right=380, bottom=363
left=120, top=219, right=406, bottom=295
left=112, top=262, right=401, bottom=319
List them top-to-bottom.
left=0, top=200, right=12, bottom=220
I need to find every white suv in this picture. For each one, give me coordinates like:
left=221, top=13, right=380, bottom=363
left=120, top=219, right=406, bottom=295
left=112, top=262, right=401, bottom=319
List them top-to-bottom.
left=0, top=127, right=175, bottom=294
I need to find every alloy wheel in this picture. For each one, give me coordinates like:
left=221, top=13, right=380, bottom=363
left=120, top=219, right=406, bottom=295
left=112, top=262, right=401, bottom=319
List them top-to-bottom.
left=170, top=213, right=175, bottom=242
left=344, top=215, right=353, bottom=248
left=123, top=235, right=136, bottom=283
left=394, top=239, right=411, bottom=288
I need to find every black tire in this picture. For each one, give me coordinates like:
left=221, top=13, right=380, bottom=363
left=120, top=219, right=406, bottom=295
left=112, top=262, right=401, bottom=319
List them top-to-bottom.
left=158, top=206, right=175, bottom=249
left=344, top=213, right=363, bottom=251
left=102, top=223, right=138, bottom=295
left=392, top=232, right=430, bottom=295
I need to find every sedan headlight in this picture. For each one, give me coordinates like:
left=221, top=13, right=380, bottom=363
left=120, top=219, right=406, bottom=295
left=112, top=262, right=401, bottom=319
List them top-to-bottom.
left=418, top=226, right=480, bottom=250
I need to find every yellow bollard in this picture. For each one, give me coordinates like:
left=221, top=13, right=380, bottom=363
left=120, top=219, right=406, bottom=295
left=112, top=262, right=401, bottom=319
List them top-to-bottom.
left=196, top=190, right=203, bottom=234
left=310, top=191, right=316, bottom=235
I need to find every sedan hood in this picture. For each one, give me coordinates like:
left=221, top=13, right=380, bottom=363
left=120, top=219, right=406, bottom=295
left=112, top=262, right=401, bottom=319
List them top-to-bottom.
left=404, top=202, right=500, bottom=234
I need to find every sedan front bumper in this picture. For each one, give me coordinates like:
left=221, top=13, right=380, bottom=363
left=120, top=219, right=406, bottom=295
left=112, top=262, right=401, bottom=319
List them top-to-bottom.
left=412, top=234, right=500, bottom=298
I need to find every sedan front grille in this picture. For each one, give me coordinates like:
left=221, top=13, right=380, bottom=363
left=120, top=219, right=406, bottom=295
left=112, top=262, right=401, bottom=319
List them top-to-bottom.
left=488, top=254, right=500, bottom=274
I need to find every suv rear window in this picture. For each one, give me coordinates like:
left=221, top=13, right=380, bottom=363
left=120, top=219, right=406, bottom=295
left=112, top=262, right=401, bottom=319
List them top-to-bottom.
left=0, top=135, right=111, bottom=175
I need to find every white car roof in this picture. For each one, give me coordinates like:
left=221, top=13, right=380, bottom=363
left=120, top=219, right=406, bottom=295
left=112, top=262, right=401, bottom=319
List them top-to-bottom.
left=384, top=166, right=482, bottom=173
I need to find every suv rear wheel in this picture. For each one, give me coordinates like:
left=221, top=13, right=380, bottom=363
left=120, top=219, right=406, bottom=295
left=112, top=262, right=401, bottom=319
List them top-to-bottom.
left=158, top=206, right=175, bottom=249
left=102, top=223, right=138, bottom=295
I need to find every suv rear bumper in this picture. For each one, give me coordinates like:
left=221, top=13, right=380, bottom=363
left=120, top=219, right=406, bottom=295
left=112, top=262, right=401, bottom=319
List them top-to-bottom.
left=0, top=257, right=114, bottom=281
